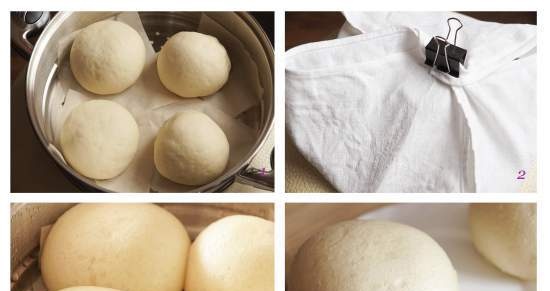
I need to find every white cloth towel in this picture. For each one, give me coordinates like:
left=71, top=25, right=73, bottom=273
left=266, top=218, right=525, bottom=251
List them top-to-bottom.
left=286, top=12, right=536, bottom=192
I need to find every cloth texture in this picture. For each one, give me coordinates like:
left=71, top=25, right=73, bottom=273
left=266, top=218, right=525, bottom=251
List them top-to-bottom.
left=286, top=12, right=536, bottom=192
left=286, top=131, right=335, bottom=193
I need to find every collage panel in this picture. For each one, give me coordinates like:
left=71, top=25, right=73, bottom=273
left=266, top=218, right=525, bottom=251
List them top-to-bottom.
left=6, top=6, right=545, bottom=291
left=11, top=11, right=274, bottom=193
left=285, top=11, right=537, bottom=193
left=10, top=203, right=274, bottom=291
left=286, top=203, right=536, bottom=290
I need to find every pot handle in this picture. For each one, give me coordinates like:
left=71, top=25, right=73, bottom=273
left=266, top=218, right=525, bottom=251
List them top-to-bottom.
left=11, top=11, right=51, bottom=59
left=236, top=149, right=274, bottom=192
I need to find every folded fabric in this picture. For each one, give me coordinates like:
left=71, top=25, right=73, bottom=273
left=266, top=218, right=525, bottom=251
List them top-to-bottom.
left=286, top=12, right=536, bottom=192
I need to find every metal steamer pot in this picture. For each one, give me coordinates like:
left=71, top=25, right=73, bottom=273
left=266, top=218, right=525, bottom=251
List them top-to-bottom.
left=12, top=12, right=274, bottom=192
left=10, top=203, right=274, bottom=290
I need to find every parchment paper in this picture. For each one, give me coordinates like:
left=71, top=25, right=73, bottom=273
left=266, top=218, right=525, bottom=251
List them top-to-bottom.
left=48, top=12, right=263, bottom=192
left=359, top=204, right=536, bottom=291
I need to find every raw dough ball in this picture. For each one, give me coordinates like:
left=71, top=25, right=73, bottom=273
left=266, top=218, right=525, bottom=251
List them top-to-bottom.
left=70, top=20, right=145, bottom=95
left=157, top=31, right=231, bottom=97
left=60, top=100, right=139, bottom=180
left=154, top=110, right=229, bottom=185
left=41, top=203, right=190, bottom=291
left=469, top=203, right=536, bottom=280
left=186, top=215, right=274, bottom=291
left=289, top=220, right=458, bottom=291
left=59, top=287, right=122, bottom=291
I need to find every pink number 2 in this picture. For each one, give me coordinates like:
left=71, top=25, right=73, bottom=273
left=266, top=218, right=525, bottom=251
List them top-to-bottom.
left=517, top=170, right=526, bottom=180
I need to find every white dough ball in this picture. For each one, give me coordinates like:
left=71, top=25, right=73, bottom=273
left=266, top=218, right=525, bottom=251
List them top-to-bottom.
left=70, top=20, right=145, bottom=95
left=157, top=31, right=231, bottom=97
left=60, top=100, right=139, bottom=180
left=154, top=110, right=229, bottom=185
left=41, top=203, right=191, bottom=291
left=469, top=203, right=536, bottom=280
left=185, top=215, right=274, bottom=291
left=289, top=220, right=458, bottom=291
left=58, top=287, right=122, bottom=291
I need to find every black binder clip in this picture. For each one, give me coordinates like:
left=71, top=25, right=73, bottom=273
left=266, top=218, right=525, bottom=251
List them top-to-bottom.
left=425, top=18, right=467, bottom=78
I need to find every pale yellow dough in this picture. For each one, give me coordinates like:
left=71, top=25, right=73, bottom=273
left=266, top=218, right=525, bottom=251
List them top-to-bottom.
left=70, top=20, right=145, bottom=95
left=157, top=31, right=231, bottom=97
left=60, top=100, right=139, bottom=180
left=154, top=110, right=229, bottom=185
left=41, top=203, right=190, bottom=291
left=469, top=203, right=536, bottom=280
left=185, top=215, right=274, bottom=291
left=289, top=220, right=459, bottom=291
left=58, top=287, right=122, bottom=291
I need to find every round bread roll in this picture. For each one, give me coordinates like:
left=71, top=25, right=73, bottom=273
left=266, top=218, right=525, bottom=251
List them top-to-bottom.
left=70, top=20, right=145, bottom=95
left=157, top=31, right=231, bottom=97
left=60, top=100, right=139, bottom=180
left=154, top=110, right=229, bottom=185
left=469, top=203, right=536, bottom=280
left=41, top=204, right=190, bottom=291
left=185, top=215, right=274, bottom=291
left=289, top=220, right=458, bottom=291
left=58, top=287, right=122, bottom=291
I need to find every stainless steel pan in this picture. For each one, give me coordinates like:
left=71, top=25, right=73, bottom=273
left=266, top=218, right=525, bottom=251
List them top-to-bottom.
left=11, top=11, right=274, bottom=192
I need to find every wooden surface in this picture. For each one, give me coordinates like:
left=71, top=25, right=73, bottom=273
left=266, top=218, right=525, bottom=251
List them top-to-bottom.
left=285, top=11, right=537, bottom=50
left=459, top=11, right=536, bottom=24
left=285, top=12, right=345, bottom=50
left=11, top=48, right=26, bottom=82
left=285, top=203, right=385, bottom=274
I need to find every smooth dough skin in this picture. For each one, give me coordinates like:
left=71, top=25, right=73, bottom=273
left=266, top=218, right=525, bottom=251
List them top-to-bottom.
left=70, top=20, right=145, bottom=95
left=157, top=31, right=231, bottom=97
left=60, top=100, right=139, bottom=180
left=154, top=110, right=229, bottom=185
left=469, top=203, right=536, bottom=280
left=41, top=204, right=191, bottom=291
left=185, top=215, right=274, bottom=291
left=289, top=220, right=459, bottom=291
left=58, top=287, right=122, bottom=291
